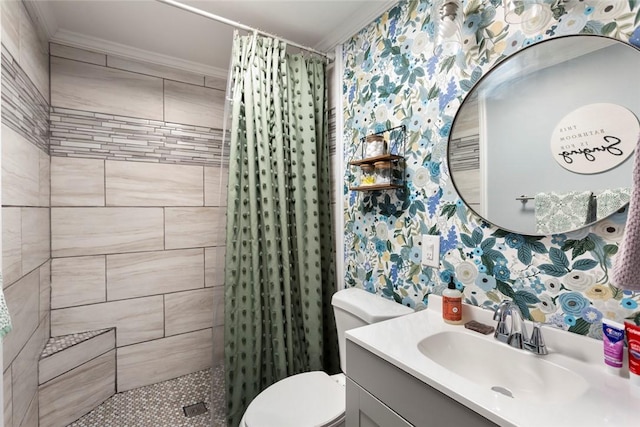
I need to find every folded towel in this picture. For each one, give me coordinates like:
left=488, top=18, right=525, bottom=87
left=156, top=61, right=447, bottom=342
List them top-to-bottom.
left=612, top=140, right=640, bottom=291
left=596, top=187, right=631, bottom=220
left=535, top=191, right=594, bottom=234
left=586, top=193, right=597, bottom=225
left=0, top=274, right=12, bottom=339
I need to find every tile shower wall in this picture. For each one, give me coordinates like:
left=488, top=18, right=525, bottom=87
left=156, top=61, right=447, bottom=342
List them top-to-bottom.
left=343, top=0, right=640, bottom=339
left=1, top=1, right=51, bottom=426
left=49, top=43, right=228, bottom=392
left=49, top=109, right=228, bottom=166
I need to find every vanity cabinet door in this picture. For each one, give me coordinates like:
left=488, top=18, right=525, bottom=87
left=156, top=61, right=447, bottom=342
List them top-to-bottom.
left=346, top=341, right=498, bottom=427
left=346, top=378, right=412, bottom=427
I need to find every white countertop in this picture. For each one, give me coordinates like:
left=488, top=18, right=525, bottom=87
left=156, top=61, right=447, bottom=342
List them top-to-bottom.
left=346, top=295, right=640, bottom=427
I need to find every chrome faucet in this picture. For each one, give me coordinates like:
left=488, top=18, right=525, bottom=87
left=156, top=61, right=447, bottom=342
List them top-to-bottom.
left=493, top=300, right=548, bottom=355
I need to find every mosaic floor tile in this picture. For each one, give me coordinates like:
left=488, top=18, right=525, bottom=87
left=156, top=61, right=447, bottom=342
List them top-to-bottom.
left=41, top=328, right=112, bottom=358
left=68, top=365, right=226, bottom=427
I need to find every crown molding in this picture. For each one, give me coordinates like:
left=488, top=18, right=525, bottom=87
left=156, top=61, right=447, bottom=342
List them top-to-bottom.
left=23, top=0, right=58, bottom=43
left=24, top=0, right=396, bottom=74
left=314, top=0, right=399, bottom=52
left=50, top=29, right=229, bottom=78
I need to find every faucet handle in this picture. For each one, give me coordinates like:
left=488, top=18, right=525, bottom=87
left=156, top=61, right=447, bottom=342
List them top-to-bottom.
left=526, top=323, right=548, bottom=355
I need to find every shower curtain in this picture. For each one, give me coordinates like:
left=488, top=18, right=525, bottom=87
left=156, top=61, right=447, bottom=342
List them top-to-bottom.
left=223, top=32, right=338, bottom=427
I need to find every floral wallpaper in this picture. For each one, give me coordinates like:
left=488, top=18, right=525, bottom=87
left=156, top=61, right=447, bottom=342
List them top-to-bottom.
left=342, top=0, right=640, bottom=339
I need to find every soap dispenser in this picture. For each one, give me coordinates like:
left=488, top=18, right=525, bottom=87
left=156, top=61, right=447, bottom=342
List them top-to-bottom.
left=443, top=276, right=463, bottom=325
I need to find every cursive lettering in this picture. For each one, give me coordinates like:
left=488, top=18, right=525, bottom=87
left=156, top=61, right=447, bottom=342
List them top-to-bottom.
left=558, top=136, right=624, bottom=164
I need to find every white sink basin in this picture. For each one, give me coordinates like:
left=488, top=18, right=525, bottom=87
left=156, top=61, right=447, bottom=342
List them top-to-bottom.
left=346, top=295, right=640, bottom=426
left=417, top=330, right=589, bottom=404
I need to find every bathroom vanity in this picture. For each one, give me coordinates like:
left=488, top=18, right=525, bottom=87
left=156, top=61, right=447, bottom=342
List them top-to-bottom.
left=345, top=295, right=640, bottom=427
left=346, top=339, right=495, bottom=426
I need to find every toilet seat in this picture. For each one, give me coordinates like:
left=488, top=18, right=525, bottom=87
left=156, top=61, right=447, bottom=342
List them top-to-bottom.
left=242, top=371, right=345, bottom=427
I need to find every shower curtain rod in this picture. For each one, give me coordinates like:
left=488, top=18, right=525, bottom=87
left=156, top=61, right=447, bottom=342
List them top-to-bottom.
left=155, top=0, right=333, bottom=60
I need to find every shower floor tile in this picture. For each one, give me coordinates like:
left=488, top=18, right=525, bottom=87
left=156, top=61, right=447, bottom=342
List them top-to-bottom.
left=42, top=328, right=112, bottom=358
left=68, top=365, right=226, bottom=427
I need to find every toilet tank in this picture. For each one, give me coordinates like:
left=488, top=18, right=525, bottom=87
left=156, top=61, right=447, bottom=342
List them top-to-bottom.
left=331, top=287, right=413, bottom=373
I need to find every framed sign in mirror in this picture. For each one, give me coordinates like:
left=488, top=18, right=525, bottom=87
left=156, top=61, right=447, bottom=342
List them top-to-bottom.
left=448, top=35, right=640, bottom=235
left=550, top=103, right=639, bottom=174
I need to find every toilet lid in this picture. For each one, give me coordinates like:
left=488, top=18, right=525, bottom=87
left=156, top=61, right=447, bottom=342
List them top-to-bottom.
left=244, top=371, right=345, bottom=427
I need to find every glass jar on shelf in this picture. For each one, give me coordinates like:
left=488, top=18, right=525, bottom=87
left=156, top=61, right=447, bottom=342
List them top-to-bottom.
left=364, top=134, right=386, bottom=158
left=374, top=161, right=392, bottom=185
left=360, top=164, right=376, bottom=186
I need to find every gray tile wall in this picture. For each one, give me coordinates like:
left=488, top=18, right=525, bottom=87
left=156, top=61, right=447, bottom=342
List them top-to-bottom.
left=1, top=0, right=49, bottom=103
left=1, top=2, right=51, bottom=426
left=49, top=43, right=228, bottom=394
left=1, top=50, right=49, bottom=153
left=50, top=50, right=229, bottom=134
left=50, top=107, right=229, bottom=166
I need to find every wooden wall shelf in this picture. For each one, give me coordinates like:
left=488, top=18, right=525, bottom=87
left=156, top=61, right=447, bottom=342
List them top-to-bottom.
left=348, top=125, right=406, bottom=193
left=349, top=154, right=403, bottom=166
left=349, top=183, right=404, bottom=191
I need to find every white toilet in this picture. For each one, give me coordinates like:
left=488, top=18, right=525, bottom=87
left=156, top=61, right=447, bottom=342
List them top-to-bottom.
left=239, top=287, right=414, bottom=427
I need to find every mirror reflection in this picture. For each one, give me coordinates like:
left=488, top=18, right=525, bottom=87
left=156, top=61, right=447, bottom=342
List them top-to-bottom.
left=449, top=35, right=640, bottom=235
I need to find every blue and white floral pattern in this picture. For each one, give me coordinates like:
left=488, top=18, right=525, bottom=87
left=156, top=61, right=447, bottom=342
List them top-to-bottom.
left=342, top=0, right=640, bottom=338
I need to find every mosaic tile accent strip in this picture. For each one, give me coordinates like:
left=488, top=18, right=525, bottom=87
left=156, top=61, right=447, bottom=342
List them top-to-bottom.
left=1, top=47, right=50, bottom=153
left=50, top=107, right=229, bottom=167
left=329, top=107, right=337, bottom=156
left=449, top=135, right=480, bottom=172
left=41, top=328, right=112, bottom=358
left=68, top=366, right=226, bottom=427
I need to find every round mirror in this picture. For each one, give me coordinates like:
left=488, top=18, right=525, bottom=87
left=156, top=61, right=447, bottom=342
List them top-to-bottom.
left=448, top=35, right=640, bottom=235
